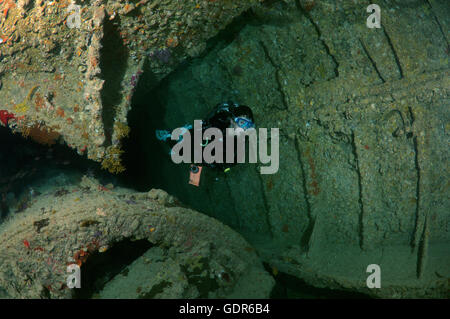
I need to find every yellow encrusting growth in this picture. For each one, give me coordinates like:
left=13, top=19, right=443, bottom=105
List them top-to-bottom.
left=13, top=86, right=39, bottom=114
left=114, top=122, right=131, bottom=139
left=101, top=145, right=126, bottom=174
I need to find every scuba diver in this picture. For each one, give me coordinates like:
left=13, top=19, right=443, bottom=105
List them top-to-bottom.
left=155, top=101, right=255, bottom=186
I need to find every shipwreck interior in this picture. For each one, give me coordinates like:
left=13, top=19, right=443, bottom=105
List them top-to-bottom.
left=0, top=0, right=448, bottom=299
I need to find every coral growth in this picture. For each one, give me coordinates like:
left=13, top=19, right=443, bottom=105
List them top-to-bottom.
left=14, top=86, right=39, bottom=114
left=114, top=122, right=130, bottom=139
left=101, top=146, right=126, bottom=174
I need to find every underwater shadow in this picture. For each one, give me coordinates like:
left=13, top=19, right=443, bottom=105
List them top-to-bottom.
left=100, top=17, right=129, bottom=147
left=121, top=58, right=170, bottom=191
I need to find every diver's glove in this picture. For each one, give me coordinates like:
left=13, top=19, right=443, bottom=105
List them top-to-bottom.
left=156, top=124, right=192, bottom=142
left=176, top=124, right=193, bottom=142
left=180, top=124, right=193, bottom=133
left=155, top=130, right=171, bottom=142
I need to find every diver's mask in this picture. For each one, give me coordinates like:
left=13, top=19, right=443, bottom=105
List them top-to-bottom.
left=234, top=117, right=254, bottom=130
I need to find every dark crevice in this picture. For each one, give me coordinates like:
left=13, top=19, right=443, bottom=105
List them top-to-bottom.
left=295, top=0, right=339, bottom=78
left=424, top=0, right=450, bottom=48
left=99, top=17, right=129, bottom=147
left=382, top=26, right=404, bottom=79
left=359, top=38, right=385, bottom=83
left=259, top=40, right=289, bottom=110
left=121, top=58, right=161, bottom=192
left=408, top=107, right=422, bottom=250
left=0, top=126, right=108, bottom=222
left=351, top=131, right=365, bottom=250
left=295, top=137, right=314, bottom=250
left=257, top=170, right=275, bottom=239
left=416, top=216, right=428, bottom=279
left=73, top=239, right=152, bottom=299
left=264, top=263, right=372, bottom=299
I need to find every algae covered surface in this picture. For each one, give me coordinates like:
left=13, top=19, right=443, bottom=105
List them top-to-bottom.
left=0, top=0, right=449, bottom=299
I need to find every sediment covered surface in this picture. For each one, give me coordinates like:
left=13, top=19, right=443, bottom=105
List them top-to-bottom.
left=0, top=176, right=273, bottom=298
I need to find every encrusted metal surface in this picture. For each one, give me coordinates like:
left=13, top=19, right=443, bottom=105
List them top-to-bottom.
left=0, top=0, right=259, bottom=172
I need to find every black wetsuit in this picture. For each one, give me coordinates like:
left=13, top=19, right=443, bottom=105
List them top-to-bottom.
left=169, top=102, right=254, bottom=171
